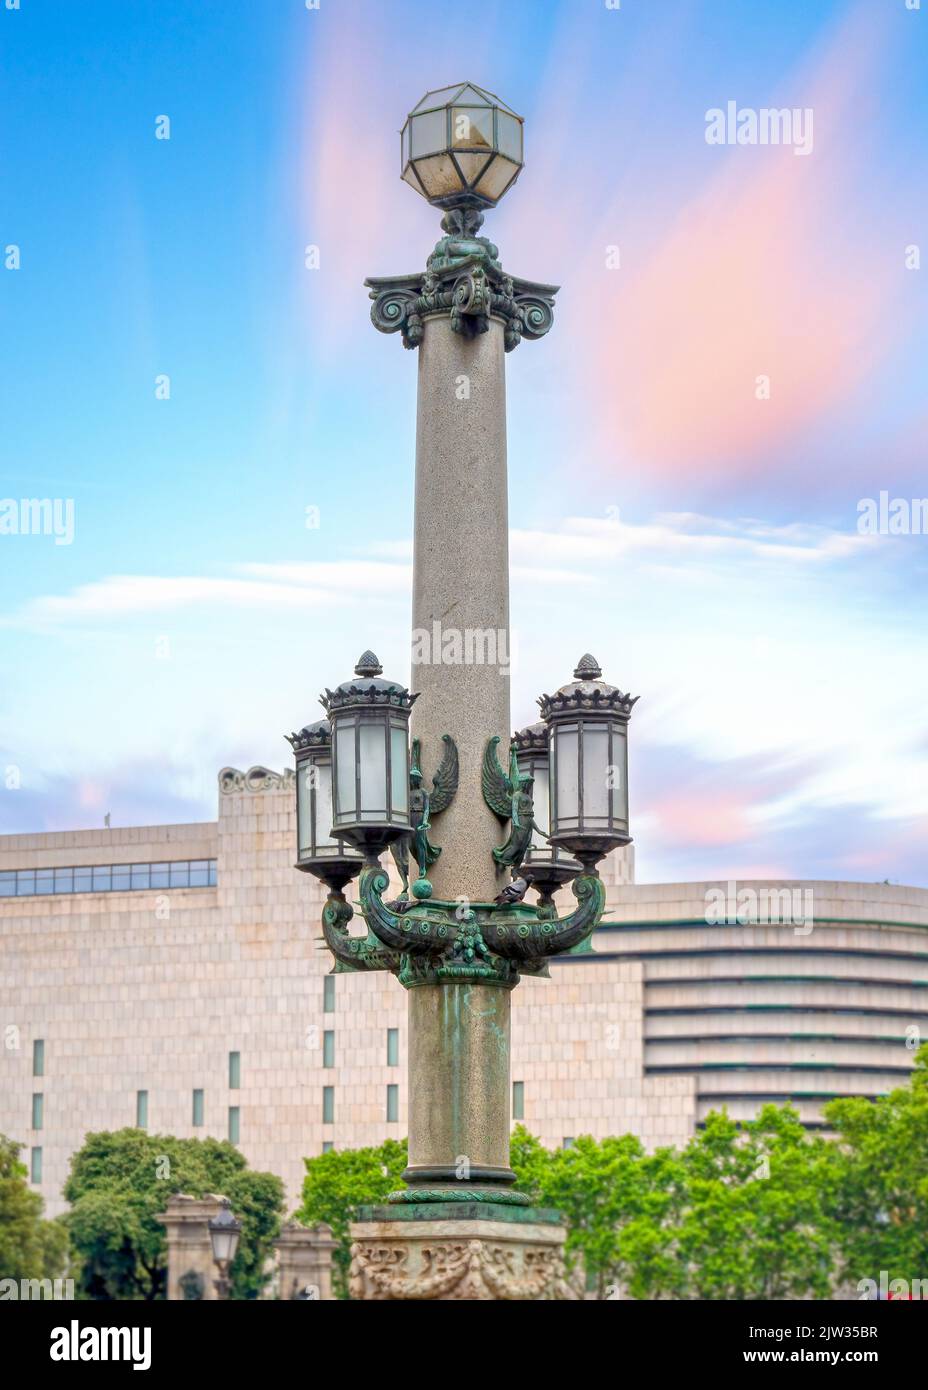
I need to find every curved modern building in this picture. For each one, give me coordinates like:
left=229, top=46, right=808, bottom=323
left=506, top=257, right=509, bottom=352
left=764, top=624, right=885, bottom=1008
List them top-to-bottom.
left=2, top=766, right=926, bottom=1214
left=560, top=879, right=928, bottom=1132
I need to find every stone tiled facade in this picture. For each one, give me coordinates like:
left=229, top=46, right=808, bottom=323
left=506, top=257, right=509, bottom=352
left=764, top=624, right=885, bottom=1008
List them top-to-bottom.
left=1, top=773, right=926, bottom=1217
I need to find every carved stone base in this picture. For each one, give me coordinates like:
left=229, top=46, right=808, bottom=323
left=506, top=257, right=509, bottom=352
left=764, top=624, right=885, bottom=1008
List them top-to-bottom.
left=349, top=1202, right=577, bottom=1301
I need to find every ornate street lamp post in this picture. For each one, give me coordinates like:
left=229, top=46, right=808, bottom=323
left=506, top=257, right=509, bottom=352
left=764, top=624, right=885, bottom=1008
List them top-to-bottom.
left=288, top=86, right=636, bottom=1300
left=207, top=1199, right=241, bottom=1301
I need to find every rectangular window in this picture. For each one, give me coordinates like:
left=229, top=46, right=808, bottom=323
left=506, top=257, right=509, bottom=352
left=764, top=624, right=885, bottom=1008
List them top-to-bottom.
left=2, top=859, right=216, bottom=897
left=189, top=860, right=210, bottom=888
left=150, top=862, right=170, bottom=889
left=168, top=863, right=189, bottom=888
left=130, top=864, right=150, bottom=890
left=92, top=866, right=112, bottom=892
left=15, top=870, right=35, bottom=896
left=323, top=976, right=335, bottom=1013
left=387, top=1028, right=399, bottom=1067
left=323, top=1031, right=335, bottom=1068
left=32, top=1039, right=44, bottom=1077
left=228, top=1051, right=240, bottom=1089
left=512, top=1081, right=524, bottom=1120
left=386, top=1084, right=399, bottom=1123
left=322, top=1086, right=334, bottom=1124
left=192, top=1089, right=204, bottom=1126
left=136, top=1090, right=148, bottom=1129
left=32, top=1093, right=43, bottom=1130
left=228, top=1106, right=240, bottom=1144
left=563, top=1137, right=575, bottom=1150
left=322, top=1141, right=333, bottom=1154
left=30, top=1147, right=42, bottom=1184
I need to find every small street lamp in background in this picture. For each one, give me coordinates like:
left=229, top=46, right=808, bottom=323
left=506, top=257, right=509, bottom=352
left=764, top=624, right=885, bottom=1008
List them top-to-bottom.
left=207, top=1199, right=241, bottom=1300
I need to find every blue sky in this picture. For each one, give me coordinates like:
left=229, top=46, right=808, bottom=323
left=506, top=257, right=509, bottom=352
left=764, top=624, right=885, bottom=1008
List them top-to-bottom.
left=1, top=0, right=926, bottom=884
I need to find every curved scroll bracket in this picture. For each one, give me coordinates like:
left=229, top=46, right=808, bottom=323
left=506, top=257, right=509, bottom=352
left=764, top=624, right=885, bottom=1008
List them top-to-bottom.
left=359, top=866, right=453, bottom=957
left=487, top=874, right=605, bottom=962
left=321, top=891, right=398, bottom=974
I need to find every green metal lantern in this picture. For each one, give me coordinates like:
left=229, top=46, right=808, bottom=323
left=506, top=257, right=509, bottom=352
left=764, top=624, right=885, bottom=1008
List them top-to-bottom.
left=401, top=82, right=524, bottom=210
left=321, top=652, right=417, bottom=859
left=538, top=655, right=638, bottom=869
left=285, top=718, right=363, bottom=892
left=512, top=721, right=580, bottom=908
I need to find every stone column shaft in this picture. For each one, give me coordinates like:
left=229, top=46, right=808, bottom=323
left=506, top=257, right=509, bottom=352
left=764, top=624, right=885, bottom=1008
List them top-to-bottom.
left=411, top=314, right=509, bottom=904
left=406, top=981, right=512, bottom=1187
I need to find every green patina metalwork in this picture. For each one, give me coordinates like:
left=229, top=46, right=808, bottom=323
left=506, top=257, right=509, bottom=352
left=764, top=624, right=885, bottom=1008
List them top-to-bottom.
left=366, top=209, right=557, bottom=352
left=389, top=734, right=458, bottom=898
left=482, top=734, right=543, bottom=873
left=319, top=864, right=605, bottom=989
left=385, top=1187, right=530, bottom=1206
left=355, top=1201, right=564, bottom=1225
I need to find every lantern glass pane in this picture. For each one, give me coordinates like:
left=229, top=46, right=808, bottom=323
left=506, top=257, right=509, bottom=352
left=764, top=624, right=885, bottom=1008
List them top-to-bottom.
left=457, top=84, right=492, bottom=106
left=451, top=107, right=493, bottom=150
left=410, top=109, right=446, bottom=157
left=497, top=111, right=522, bottom=161
left=454, top=152, right=492, bottom=186
left=412, top=154, right=464, bottom=198
left=474, top=154, right=519, bottom=200
left=359, top=722, right=386, bottom=815
left=335, top=723, right=356, bottom=817
left=583, top=725, right=610, bottom=822
left=390, top=726, right=408, bottom=815
left=556, top=726, right=579, bottom=826
left=610, top=730, right=628, bottom=822
left=316, top=760, right=335, bottom=846
left=297, top=762, right=313, bottom=855
left=532, top=764, right=549, bottom=846
left=211, top=1227, right=236, bottom=1264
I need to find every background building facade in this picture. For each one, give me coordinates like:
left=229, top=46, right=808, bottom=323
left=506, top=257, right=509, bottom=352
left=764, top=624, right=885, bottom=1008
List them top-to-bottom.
left=2, top=769, right=926, bottom=1216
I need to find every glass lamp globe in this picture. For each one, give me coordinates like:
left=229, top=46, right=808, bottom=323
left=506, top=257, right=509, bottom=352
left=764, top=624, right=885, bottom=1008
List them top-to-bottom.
left=400, top=82, right=524, bottom=210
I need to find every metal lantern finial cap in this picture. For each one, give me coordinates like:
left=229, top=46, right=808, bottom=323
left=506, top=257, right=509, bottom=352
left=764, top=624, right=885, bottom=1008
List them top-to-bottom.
left=355, top=651, right=383, bottom=678
left=573, top=654, right=602, bottom=681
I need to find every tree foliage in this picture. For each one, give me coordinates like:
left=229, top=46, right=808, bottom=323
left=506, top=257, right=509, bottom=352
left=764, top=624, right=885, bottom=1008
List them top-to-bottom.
left=824, top=1043, right=928, bottom=1293
left=63, top=1128, right=284, bottom=1300
left=0, top=1135, right=69, bottom=1284
left=297, top=1138, right=408, bottom=1298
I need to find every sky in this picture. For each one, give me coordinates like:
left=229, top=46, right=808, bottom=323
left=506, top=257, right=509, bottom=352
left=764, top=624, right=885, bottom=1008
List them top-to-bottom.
left=1, top=0, right=926, bottom=885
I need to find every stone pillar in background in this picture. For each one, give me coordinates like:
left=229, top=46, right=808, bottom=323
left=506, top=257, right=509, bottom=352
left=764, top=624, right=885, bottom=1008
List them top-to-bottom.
left=158, top=1194, right=225, bottom=1301
left=274, top=1221, right=337, bottom=1300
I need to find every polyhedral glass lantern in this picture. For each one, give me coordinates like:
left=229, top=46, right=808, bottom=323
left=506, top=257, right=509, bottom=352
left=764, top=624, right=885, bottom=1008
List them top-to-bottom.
left=400, top=82, right=524, bottom=210
left=321, top=651, right=417, bottom=858
left=538, top=655, right=638, bottom=867
left=285, top=718, right=363, bottom=889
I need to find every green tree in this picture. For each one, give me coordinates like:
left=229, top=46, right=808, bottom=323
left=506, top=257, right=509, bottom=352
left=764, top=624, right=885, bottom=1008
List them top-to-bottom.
left=824, top=1042, right=928, bottom=1295
left=660, top=1105, right=837, bottom=1300
left=512, top=1110, right=836, bottom=1300
left=64, top=1129, right=284, bottom=1300
left=0, top=1135, right=69, bottom=1284
left=298, top=1138, right=407, bottom=1298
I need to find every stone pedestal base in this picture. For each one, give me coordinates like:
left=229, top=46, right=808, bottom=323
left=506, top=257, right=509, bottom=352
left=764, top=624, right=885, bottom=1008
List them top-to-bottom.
left=349, top=1202, right=577, bottom=1301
